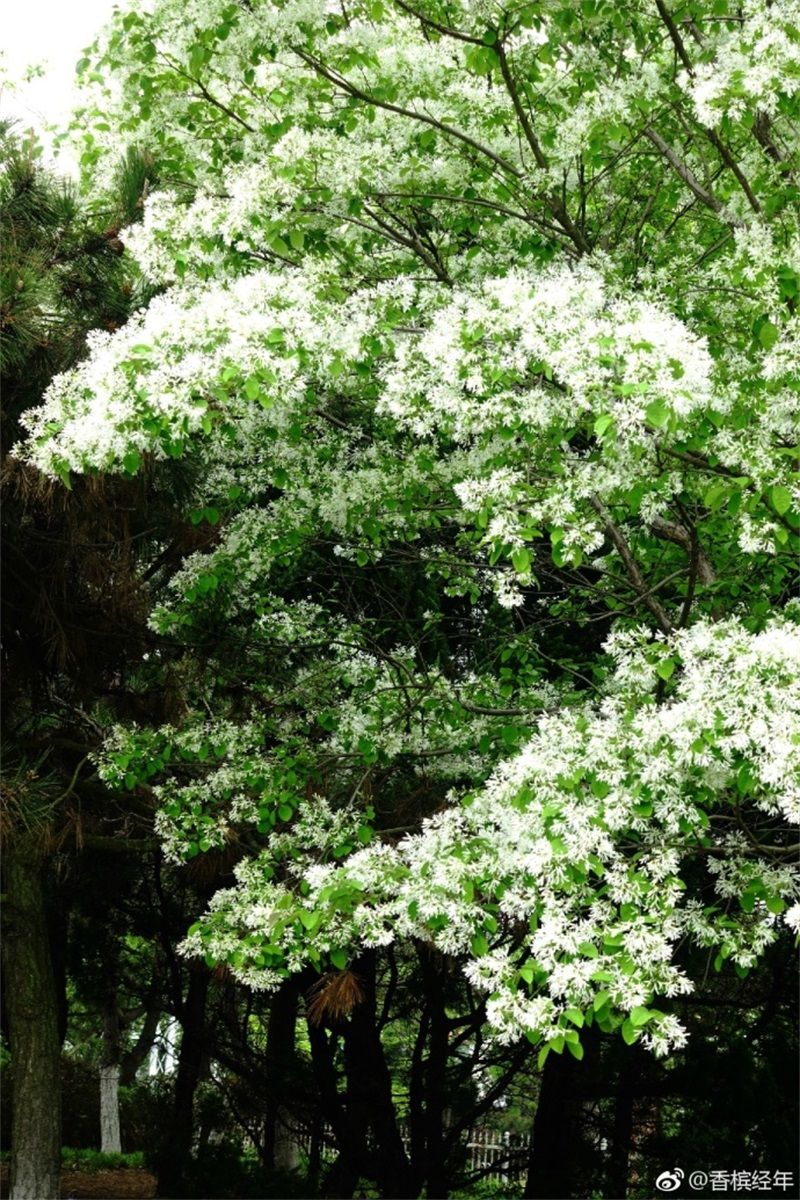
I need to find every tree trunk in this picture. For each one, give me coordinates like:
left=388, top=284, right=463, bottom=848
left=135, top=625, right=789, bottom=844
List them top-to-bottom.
left=3, top=844, right=61, bottom=1200
left=417, top=947, right=450, bottom=1198
left=342, top=953, right=414, bottom=1200
left=305, top=954, right=413, bottom=1198
left=156, top=966, right=210, bottom=1199
left=263, top=980, right=301, bottom=1171
left=99, top=1000, right=122, bottom=1153
left=120, top=1004, right=161, bottom=1086
left=407, top=1005, right=430, bottom=1195
left=307, top=1022, right=362, bottom=1198
left=607, top=1047, right=636, bottom=1199
left=524, top=1050, right=580, bottom=1200
left=99, top=1065, right=122, bottom=1154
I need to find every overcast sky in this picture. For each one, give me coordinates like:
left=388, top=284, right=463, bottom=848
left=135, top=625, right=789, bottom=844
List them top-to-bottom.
left=2, top=0, right=118, bottom=164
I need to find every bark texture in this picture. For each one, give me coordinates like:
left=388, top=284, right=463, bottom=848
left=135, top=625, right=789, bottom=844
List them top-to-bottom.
left=3, top=844, right=62, bottom=1200
left=155, top=966, right=210, bottom=1199
left=263, top=980, right=301, bottom=1171
left=100, top=1000, right=122, bottom=1153
left=524, top=1050, right=580, bottom=1200
left=99, top=1065, right=122, bottom=1154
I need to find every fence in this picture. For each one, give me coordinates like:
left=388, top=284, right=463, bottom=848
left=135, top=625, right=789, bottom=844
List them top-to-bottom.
left=295, top=1122, right=530, bottom=1184
left=461, top=1127, right=530, bottom=1183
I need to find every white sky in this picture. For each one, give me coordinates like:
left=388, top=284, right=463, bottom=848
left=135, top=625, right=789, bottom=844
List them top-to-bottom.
left=1, top=0, right=118, bottom=164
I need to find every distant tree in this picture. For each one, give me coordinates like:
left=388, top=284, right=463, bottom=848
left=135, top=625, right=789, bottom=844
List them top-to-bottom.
left=0, top=125, right=159, bottom=1200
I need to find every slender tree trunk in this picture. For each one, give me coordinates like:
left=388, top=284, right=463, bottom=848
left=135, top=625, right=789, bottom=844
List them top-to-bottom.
left=3, top=844, right=61, bottom=1200
left=418, top=948, right=450, bottom=1198
left=342, top=953, right=414, bottom=1200
left=306, top=954, right=413, bottom=1198
left=156, top=966, right=210, bottom=1198
left=263, top=979, right=301, bottom=1171
left=99, top=1000, right=122, bottom=1153
left=120, top=1003, right=161, bottom=1086
left=407, top=1005, right=430, bottom=1195
left=307, top=1022, right=363, bottom=1198
left=607, top=1048, right=636, bottom=1198
left=524, top=1050, right=580, bottom=1200
left=99, top=1066, right=122, bottom=1153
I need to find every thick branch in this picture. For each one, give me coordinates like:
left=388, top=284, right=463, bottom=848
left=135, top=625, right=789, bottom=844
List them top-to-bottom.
left=654, top=0, right=694, bottom=74
left=752, top=111, right=787, bottom=167
left=644, top=127, right=743, bottom=226
left=703, top=127, right=762, bottom=213
left=362, top=202, right=453, bottom=284
left=590, top=496, right=674, bottom=634
left=650, top=516, right=715, bottom=585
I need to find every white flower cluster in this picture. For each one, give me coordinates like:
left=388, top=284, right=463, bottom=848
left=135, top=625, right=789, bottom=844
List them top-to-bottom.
left=20, top=0, right=799, bottom=1065
left=680, top=1, right=800, bottom=126
left=379, top=265, right=714, bottom=440
left=182, top=616, right=800, bottom=1054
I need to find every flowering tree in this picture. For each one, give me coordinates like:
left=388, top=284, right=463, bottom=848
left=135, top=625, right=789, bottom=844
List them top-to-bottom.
left=17, top=0, right=800, bottom=1079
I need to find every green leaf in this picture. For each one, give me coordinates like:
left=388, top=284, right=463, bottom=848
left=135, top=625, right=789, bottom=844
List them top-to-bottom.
left=758, top=321, right=779, bottom=350
left=645, top=399, right=669, bottom=428
left=123, top=450, right=141, bottom=474
left=704, top=481, right=729, bottom=511
left=771, top=484, right=792, bottom=515
left=512, top=547, right=531, bottom=574
left=196, top=573, right=218, bottom=595
left=656, top=658, right=675, bottom=681
left=737, top=762, right=756, bottom=795
left=330, top=949, right=348, bottom=970
left=630, top=1006, right=650, bottom=1027
left=564, top=1008, right=584, bottom=1028
left=621, top=1019, right=637, bottom=1045
left=566, top=1038, right=584, bottom=1060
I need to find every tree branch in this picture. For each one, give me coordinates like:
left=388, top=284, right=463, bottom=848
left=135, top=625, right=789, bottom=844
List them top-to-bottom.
left=294, top=48, right=523, bottom=182
left=644, top=127, right=743, bottom=226
left=590, top=496, right=674, bottom=634
left=650, top=516, right=715, bottom=585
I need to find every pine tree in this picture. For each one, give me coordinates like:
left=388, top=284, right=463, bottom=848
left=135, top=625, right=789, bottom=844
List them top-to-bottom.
left=0, top=125, right=159, bottom=1200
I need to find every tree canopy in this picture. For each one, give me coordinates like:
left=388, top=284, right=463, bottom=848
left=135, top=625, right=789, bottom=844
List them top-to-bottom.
left=4, top=0, right=800, bottom=1195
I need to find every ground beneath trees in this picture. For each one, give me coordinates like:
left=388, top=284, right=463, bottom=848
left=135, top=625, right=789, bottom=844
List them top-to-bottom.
left=0, top=1166, right=157, bottom=1198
